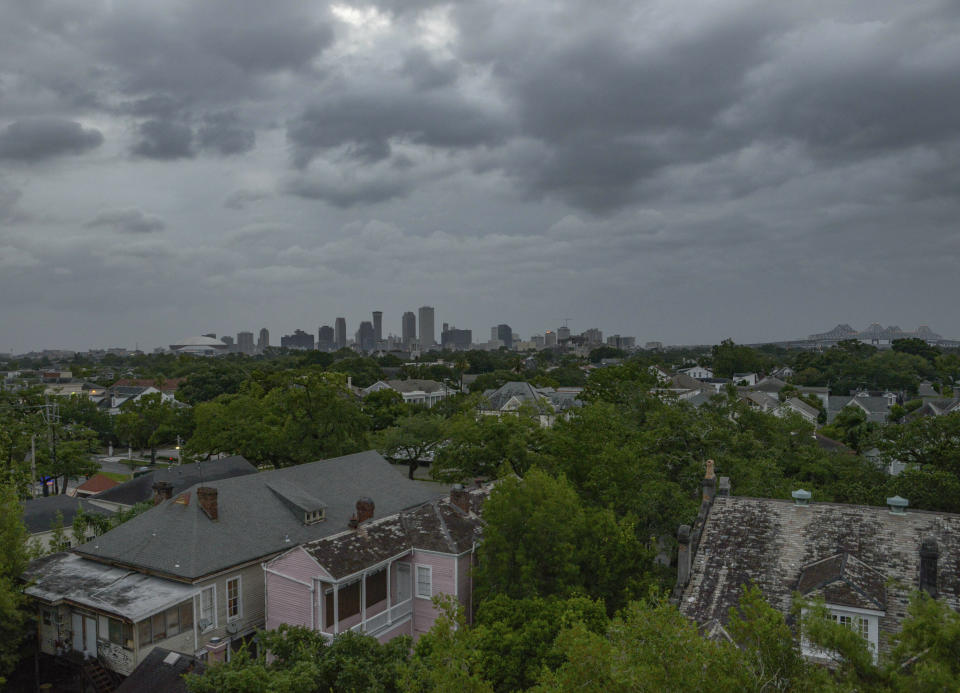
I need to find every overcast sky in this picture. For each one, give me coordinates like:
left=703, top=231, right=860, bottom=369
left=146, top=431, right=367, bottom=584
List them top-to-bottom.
left=2, top=0, right=960, bottom=353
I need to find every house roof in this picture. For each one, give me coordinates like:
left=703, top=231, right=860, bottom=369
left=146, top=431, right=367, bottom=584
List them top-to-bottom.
left=753, top=377, right=787, bottom=393
left=112, top=378, right=185, bottom=392
left=384, top=379, right=449, bottom=394
left=483, top=381, right=544, bottom=411
left=783, top=397, right=819, bottom=420
left=814, top=433, right=855, bottom=454
left=75, top=451, right=448, bottom=581
left=92, top=456, right=257, bottom=507
left=75, top=473, right=120, bottom=495
left=298, top=486, right=489, bottom=580
left=23, top=495, right=115, bottom=534
left=678, top=495, right=960, bottom=628
left=24, top=552, right=197, bottom=621
left=795, top=552, right=887, bottom=611
left=115, top=648, right=204, bottom=693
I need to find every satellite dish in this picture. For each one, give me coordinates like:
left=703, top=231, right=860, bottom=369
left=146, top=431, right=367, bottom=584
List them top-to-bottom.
left=197, top=618, right=212, bottom=631
left=226, top=622, right=240, bottom=634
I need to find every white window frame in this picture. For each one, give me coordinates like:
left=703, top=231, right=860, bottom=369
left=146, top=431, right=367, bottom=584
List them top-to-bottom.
left=415, top=564, right=432, bottom=600
left=226, top=575, right=242, bottom=622
left=199, top=585, right=217, bottom=632
left=801, top=605, right=880, bottom=663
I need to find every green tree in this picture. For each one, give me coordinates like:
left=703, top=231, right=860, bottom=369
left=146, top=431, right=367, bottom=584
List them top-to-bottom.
left=711, top=339, right=768, bottom=379
left=363, top=389, right=409, bottom=431
left=115, top=393, right=183, bottom=464
left=431, top=411, right=543, bottom=482
left=374, top=415, right=447, bottom=479
left=0, top=480, right=28, bottom=687
left=399, top=597, right=493, bottom=693
left=187, top=626, right=410, bottom=693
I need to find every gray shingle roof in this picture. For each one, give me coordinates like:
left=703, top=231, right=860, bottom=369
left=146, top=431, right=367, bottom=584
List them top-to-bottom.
left=75, top=451, right=448, bottom=581
left=92, top=456, right=257, bottom=507
left=300, top=487, right=488, bottom=580
left=23, top=495, right=115, bottom=534
left=679, top=495, right=960, bottom=654
left=115, top=648, right=204, bottom=693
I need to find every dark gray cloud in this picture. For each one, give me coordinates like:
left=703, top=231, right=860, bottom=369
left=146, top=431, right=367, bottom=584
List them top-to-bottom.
left=3, top=0, right=960, bottom=351
left=198, top=111, right=256, bottom=155
left=0, top=118, right=103, bottom=161
left=132, top=120, right=194, bottom=159
left=85, top=208, right=166, bottom=234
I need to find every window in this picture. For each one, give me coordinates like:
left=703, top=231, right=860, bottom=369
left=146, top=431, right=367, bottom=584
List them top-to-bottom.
left=304, top=509, right=325, bottom=524
left=397, top=563, right=411, bottom=602
left=415, top=565, right=432, bottom=599
left=366, top=569, right=387, bottom=607
left=226, top=577, right=242, bottom=621
left=338, top=581, right=361, bottom=619
left=200, top=586, right=216, bottom=631
left=180, top=602, right=194, bottom=631
left=166, top=605, right=180, bottom=635
left=42, top=610, right=52, bottom=626
left=151, top=612, right=167, bottom=642
left=832, top=613, right=869, bottom=639
left=108, top=619, right=134, bottom=648
left=138, top=619, right=151, bottom=645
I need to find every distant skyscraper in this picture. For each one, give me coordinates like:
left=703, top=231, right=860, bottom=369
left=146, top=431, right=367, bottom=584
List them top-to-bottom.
left=418, top=306, right=435, bottom=347
left=372, top=311, right=383, bottom=344
left=402, top=311, right=416, bottom=347
left=335, top=317, right=347, bottom=349
left=356, top=321, right=376, bottom=352
left=496, top=324, right=513, bottom=350
left=318, top=325, right=335, bottom=351
left=491, top=326, right=498, bottom=340
left=557, top=326, right=571, bottom=341
left=441, top=327, right=472, bottom=350
left=257, top=328, right=270, bottom=353
left=582, top=328, right=603, bottom=344
left=281, top=329, right=315, bottom=350
left=237, top=331, right=255, bottom=355
left=545, top=331, right=557, bottom=347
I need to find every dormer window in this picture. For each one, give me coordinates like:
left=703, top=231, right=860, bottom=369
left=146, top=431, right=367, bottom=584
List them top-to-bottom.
left=305, top=509, right=325, bottom=525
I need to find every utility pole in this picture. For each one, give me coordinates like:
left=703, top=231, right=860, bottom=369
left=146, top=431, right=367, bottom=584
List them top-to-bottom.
left=31, top=434, right=36, bottom=498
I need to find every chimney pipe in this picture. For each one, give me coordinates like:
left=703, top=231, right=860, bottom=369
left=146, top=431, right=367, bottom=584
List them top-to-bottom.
left=702, top=460, right=716, bottom=503
left=718, top=477, right=730, bottom=497
left=152, top=481, right=174, bottom=505
left=197, top=487, right=219, bottom=521
left=349, top=497, right=374, bottom=528
left=677, top=524, right=692, bottom=587
left=920, top=537, right=939, bottom=597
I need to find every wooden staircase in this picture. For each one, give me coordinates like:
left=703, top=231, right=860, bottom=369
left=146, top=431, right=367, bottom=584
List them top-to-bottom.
left=82, top=658, right=119, bottom=693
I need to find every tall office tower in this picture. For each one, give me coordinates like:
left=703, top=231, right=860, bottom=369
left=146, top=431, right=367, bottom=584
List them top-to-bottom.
left=418, top=306, right=435, bottom=347
left=372, top=311, right=383, bottom=343
left=402, top=311, right=416, bottom=347
left=335, top=317, right=347, bottom=349
left=355, top=321, right=376, bottom=352
left=496, top=324, right=513, bottom=350
left=318, top=325, right=335, bottom=351
left=557, top=325, right=571, bottom=341
left=491, top=326, right=498, bottom=340
left=441, top=327, right=472, bottom=350
left=257, top=328, right=270, bottom=353
left=582, top=328, right=603, bottom=344
left=281, top=329, right=315, bottom=350
left=545, top=330, right=557, bottom=347
left=237, top=331, right=255, bottom=355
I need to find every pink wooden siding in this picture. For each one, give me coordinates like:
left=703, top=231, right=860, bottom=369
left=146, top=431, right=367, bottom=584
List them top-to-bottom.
left=269, top=546, right=330, bottom=581
left=411, top=551, right=457, bottom=637
left=265, top=571, right=312, bottom=630
left=376, top=619, right=413, bottom=643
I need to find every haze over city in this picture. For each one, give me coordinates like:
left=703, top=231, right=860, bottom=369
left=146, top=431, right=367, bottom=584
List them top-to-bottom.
left=3, top=0, right=960, bottom=353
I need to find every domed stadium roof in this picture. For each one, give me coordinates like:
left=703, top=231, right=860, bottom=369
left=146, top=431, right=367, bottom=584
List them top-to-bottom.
left=169, top=335, right=227, bottom=350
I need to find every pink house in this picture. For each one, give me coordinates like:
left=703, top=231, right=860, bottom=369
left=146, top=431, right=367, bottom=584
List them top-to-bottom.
left=264, top=484, right=489, bottom=642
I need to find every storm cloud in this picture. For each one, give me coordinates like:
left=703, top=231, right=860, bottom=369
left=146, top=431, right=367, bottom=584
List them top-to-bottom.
left=2, top=0, right=960, bottom=352
left=0, top=119, right=103, bottom=161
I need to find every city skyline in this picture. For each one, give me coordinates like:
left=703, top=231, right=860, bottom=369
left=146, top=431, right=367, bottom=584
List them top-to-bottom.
left=3, top=2, right=960, bottom=353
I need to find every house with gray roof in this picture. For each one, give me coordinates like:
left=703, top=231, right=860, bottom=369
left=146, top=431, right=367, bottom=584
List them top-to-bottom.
left=362, top=379, right=455, bottom=407
left=479, top=381, right=583, bottom=426
left=827, top=392, right=895, bottom=424
left=24, top=451, right=447, bottom=677
left=88, top=455, right=257, bottom=511
left=675, top=466, right=960, bottom=661
left=265, top=483, right=489, bottom=644
left=24, top=495, right=115, bottom=553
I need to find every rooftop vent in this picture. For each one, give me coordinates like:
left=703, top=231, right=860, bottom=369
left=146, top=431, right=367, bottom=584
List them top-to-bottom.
left=791, top=489, right=811, bottom=506
left=887, top=495, right=909, bottom=514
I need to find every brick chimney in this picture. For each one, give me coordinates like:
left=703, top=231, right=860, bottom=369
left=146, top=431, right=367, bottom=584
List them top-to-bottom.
left=702, top=459, right=716, bottom=503
left=152, top=481, right=174, bottom=505
left=450, top=484, right=470, bottom=513
left=197, top=487, right=219, bottom=521
left=349, top=497, right=374, bottom=528
left=206, top=637, right=227, bottom=663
